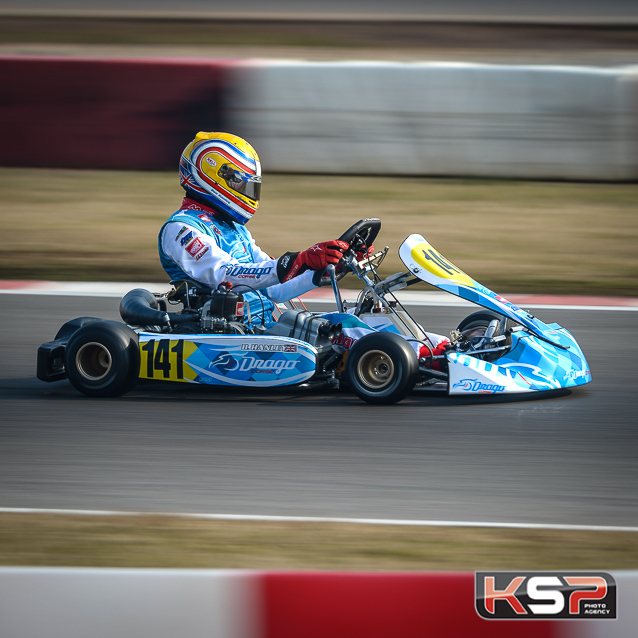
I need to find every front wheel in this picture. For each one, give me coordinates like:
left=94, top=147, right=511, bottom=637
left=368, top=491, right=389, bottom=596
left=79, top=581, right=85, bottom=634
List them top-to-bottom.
left=457, top=310, right=514, bottom=361
left=64, top=321, right=140, bottom=397
left=346, top=332, right=418, bottom=405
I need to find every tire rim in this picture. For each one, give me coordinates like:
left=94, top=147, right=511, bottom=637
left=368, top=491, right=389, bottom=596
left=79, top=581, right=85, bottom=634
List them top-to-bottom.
left=75, top=342, right=112, bottom=381
left=357, top=349, right=395, bottom=390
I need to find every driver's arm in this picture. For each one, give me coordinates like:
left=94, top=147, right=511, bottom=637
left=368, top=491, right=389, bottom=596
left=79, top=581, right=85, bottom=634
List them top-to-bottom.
left=161, top=222, right=348, bottom=291
left=241, top=236, right=326, bottom=301
left=262, top=271, right=317, bottom=302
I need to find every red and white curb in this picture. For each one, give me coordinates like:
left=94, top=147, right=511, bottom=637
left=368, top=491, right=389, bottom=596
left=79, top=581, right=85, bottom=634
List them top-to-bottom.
left=1, top=280, right=637, bottom=310
left=0, top=567, right=636, bottom=638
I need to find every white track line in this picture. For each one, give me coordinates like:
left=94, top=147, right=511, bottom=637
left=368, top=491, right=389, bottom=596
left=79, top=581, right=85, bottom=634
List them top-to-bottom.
left=1, top=284, right=637, bottom=311
left=1, top=507, right=637, bottom=533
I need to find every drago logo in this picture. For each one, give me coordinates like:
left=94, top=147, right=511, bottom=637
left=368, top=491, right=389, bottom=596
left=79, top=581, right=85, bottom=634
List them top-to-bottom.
left=225, top=265, right=273, bottom=279
left=211, top=353, right=298, bottom=375
left=453, top=378, right=505, bottom=393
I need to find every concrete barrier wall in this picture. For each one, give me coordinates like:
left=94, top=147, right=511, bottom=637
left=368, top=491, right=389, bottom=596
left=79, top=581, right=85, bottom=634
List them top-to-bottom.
left=1, top=56, right=637, bottom=179
left=228, top=61, right=638, bottom=181
left=0, top=568, right=258, bottom=638
left=1, top=568, right=637, bottom=638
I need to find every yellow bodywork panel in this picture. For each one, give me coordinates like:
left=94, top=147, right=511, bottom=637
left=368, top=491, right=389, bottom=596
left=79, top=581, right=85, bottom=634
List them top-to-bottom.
left=409, top=237, right=476, bottom=287
left=139, top=337, right=198, bottom=382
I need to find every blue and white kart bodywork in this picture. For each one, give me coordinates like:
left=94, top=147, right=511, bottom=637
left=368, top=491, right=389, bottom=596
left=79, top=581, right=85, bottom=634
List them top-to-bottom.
left=37, top=219, right=591, bottom=403
left=398, top=234, right=591, bottom=395
left=447, top=330, right=590, bottom=395
left=136, top=333, right=319, bottom=388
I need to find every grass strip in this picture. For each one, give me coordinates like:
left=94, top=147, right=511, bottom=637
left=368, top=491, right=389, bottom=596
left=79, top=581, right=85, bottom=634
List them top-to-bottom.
left=2, top=17, right=637, bottom=49
left=1, top=168, right=637, bottom=296
left=1, top=513, right=636, bottom=571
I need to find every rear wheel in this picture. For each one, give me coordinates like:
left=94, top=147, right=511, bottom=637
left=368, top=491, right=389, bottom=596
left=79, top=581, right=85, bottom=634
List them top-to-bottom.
left=54, top=316, right=102, bottom=341
left=65, top=321, right=139, bottom=397
left=346, top=332, right=418, bottom=404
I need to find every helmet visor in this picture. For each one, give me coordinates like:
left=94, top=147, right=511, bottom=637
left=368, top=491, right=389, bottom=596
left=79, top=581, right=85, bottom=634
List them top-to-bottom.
left=218, top=164, right=261, bottom=202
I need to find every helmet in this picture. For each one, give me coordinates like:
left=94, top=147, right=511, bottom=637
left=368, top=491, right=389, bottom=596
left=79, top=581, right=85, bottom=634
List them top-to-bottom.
left=179, top=132, right=261, bottom=224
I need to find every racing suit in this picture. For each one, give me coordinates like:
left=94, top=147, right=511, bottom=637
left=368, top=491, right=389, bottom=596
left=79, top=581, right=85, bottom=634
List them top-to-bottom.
left=159, top=198, right=318, bottom=328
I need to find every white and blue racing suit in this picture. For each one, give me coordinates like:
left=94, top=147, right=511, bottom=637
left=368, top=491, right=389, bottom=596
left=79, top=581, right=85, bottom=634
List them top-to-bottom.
left=159, top=198, right=317, bottom=328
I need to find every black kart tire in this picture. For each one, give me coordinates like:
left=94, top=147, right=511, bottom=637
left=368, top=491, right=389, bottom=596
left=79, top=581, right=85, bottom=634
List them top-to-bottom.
left=457, top=310, right=514, bottom=361
left=457, top=310, right=503, bottom=333
left=54, top=316, right=102, bottom=342
left=64, top=320, right=140, bottom=397
left=346, top=332, right=418, bottom=405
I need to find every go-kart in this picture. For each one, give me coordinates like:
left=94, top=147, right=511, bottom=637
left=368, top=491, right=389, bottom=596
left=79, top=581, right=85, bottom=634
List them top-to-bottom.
left=37, top=218, right=591, bottom=404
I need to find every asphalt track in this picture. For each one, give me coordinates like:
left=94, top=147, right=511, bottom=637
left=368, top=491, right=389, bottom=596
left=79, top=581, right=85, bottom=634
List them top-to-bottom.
left=1, top=292, right=636, bottom=528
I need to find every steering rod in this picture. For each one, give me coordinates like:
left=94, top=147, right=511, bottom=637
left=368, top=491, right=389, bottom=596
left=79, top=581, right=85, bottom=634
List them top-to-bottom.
left=326, top=264, right=344, bottom=313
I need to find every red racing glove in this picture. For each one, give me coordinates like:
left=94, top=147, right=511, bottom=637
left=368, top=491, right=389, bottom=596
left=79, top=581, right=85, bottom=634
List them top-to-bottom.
left=277, top=240, right=349, bottom=283
left=355, top=244, right=375, bottom=262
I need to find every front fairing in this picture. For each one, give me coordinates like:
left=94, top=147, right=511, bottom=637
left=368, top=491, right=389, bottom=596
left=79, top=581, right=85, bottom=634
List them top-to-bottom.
left=397, top=233, right=592, bottom=395
left=399, top=234, right=564, bottom=347
left=447, top=326, right=591, bottom=395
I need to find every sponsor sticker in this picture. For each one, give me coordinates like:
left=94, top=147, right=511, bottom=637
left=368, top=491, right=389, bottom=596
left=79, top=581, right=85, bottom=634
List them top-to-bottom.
left=197, top=214, right=213, bottom=223
left=175, top=226, right=188, bottom=241
left=180, top=231, right=194, bottom=246
left=186, top=238, right=206, bottom=257
left=194, top=246, right=210, bottom=261
left=225, top=264, right=273, bottom=279
left=492, top=293, right=520, bottom=311
left=332, top=333, right=357, bottom=350
left=241, top=343, right=297, bottom=352
left=212, top=353, right=298, bottom=374
left=237, top=356, right=297, bottom=373
left=564, top=369, right=591, bottom=381
left=452, top=378, right=505, bottom=394
left=475, top=571, right=616, bottom=620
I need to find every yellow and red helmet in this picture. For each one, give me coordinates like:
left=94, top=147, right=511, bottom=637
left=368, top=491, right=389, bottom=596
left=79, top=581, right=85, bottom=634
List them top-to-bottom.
left=179, top=132, right=261, bottom=224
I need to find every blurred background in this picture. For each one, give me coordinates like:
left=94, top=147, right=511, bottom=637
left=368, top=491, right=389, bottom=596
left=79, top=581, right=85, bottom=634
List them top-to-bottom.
left=1, top=0, right=638, bottom=582
left=1, top=0, right=637, bottom=294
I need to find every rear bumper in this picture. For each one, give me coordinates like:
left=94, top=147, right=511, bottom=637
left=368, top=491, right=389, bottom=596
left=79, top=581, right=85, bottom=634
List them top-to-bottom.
left=36, top=340, right=67, bottom=382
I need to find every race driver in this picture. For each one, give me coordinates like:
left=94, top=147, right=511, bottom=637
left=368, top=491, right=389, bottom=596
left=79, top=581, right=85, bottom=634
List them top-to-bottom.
left=159, top=131, right=355, bottom=328
left=159, top=131, right=448, bottom=363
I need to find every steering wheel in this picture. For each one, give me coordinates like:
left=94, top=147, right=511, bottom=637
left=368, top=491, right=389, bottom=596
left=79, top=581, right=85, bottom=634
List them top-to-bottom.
left=313, top=218, right=382, bottom=287
left=338, top=218, right=382, bottom=250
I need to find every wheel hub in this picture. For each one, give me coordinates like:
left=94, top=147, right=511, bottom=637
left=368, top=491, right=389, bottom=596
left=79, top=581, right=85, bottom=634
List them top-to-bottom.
left=75, top=342, right=112, bottom=381
left=357, top=349, right=395, bottom=390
